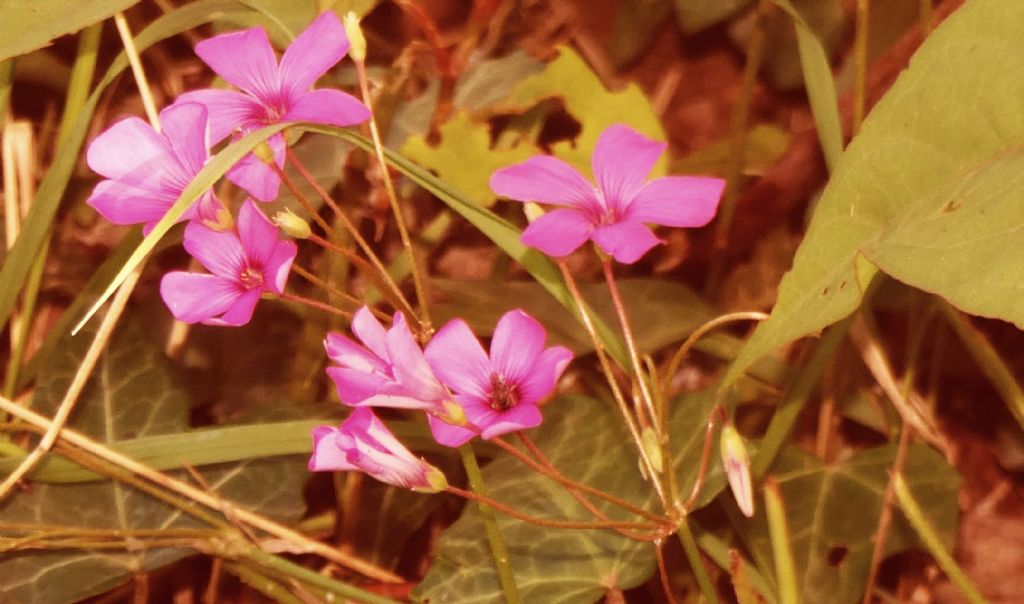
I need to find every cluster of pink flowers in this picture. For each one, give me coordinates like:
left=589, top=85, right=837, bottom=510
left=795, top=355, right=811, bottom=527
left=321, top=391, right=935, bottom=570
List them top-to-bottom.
left=85, top=11, right=725, bottom=493
left=309, top=308, right=573, bottom=491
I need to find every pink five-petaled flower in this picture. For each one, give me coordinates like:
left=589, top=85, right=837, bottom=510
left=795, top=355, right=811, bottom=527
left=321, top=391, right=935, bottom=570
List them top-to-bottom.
left=178, top=12, right=370, bottom=202
left=86, top=102, right=224, bottom=234
left=490, top=124, right=726, bottom=264
left=160, top=199, right=297, bottom=326
left=325, top=307, right=477, bottom=448
left=424, top=310, right=572, bottom=440
left=309, top=408, right=448, bottom=493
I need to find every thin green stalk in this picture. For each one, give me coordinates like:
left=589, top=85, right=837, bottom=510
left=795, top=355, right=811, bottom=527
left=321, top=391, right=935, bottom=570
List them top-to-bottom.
left=3, top=23, right=102, bottom=400
left=937, top=300, right=1024, bottom=431
left=752, top=317, right=850, bottom=477
left=458, top=445, right=520, bottom=604
left=893, top=474, right=986, bottom=604
left=764, top=479, right=799, bottom=604
left=675, top=516, right=721, bottom=604
left=244, top=548, right=402, bottom=604
left=223, top=562, right=307, bottom=604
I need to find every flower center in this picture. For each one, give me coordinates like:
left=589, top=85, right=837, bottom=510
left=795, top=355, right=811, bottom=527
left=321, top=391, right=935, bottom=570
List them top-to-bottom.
left=239, top=266, right=264, bottom=289
left=487, top=373, right=520, bottom=411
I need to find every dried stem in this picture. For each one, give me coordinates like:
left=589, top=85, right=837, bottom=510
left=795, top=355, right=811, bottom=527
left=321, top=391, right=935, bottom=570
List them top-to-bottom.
left=113, top=13, right=160, bottom=129
left=861, top=424, right=913, bottom=604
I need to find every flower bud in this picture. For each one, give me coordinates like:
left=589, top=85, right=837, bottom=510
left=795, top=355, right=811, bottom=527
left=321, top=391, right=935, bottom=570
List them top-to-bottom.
left=343, top=12, right=367, bottom=64
left=253, top=140, right=277, bottom=165
left=524, top=201, right=545, bottom=223
left=273, top=208, right=312, bottom=239
left=720, top=423, right=754, bottom=517
left=641, top=425, right=663, bottom=473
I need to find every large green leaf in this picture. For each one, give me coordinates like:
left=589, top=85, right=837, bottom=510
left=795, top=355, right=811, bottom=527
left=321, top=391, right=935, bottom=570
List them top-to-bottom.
left=0, top=0, right=140, bottom=61
left=723, top=0, right=1022, bottom=388
left=0, top=318, right=308, bottom=603
left=415, top=391, right=726, bottom=603
left=742, top=445, right=960, bottom=603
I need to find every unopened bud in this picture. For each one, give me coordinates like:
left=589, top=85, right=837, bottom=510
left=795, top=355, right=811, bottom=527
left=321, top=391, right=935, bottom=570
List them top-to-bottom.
left=343, top=12, right=367, bottom=63
left=253, top=140, right=277, bottom=165
left=524, top=201, right=545, bottom=223
left=273, top=209, right=312, bottom=239
left=720, top=423, right=754, bottom=517
left=641, top=426, right=663, bottom=473
left=415, top=465, right=449, bottom=493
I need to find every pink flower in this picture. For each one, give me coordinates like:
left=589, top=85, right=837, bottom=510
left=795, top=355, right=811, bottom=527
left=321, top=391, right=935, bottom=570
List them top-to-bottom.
left=179, top=12, right=370, bottom=202
left=86, top=102, right=223, bottom=233
left=490, top=124, right=725, bottom=264
left=160, top=199, right=296, bottom=326
left=326, top=307, right=477, bottom=448
left=425, top=310, right=572, bottom=440
left=308, top=408, right=448, bottom=493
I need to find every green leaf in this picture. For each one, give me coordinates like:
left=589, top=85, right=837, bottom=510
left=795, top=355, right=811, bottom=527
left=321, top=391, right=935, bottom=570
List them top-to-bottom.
left=0, top=0, right=141, bottom=61
left=0, top=0, right=245, bottom=336
left=722, top=0, right=1024, bottom=388
left=764, top=0, right=843, bottom=170
left=494, top=47, right=666, bottom=174
left=400, top=111, right=538, bottom=207
left=674, top=123, right=791, bottom=177
left=0, top=318, right=308, bottom=602
left=415, top=391, right=726, bottom=602
left=743, top=445, right=960, bottom=603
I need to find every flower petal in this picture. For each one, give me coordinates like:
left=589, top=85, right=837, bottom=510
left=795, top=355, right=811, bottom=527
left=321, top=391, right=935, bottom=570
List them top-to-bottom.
left=279, top=12, right=349, bottom=102
left=194, top=26, right=280, bottom=104
left=176, top=89, right=264, bottom=143
left=282, top=89, right=370, bottom=127
left=159, top=102, right=210, bottom=176
left=86, top=116, right=176, bottom=186
left=592, top=124, right=665, bottom=209
left=227, top=134, right=286, bottom=202
left=490, top=156, right=597, bottom=208
left=625, top=176, right=724, bottom=227
left=86, top=180, right=177, bottom=228
left=237, top=199, right=278, bottom=266
left=520, top=208, right=594, bottom=258
left=591, top=219, right=662, bottom=264
left=182, top=221, right=247, bottom=279
left=263, top=239, right=297, bottom=294
left=160, top=272, right=241, bottom=324
left=209, top=287, right=261, bottom=326
left=351, top=307, right=389, bottom=360
left=490, top=310, right=546, bottom=385
left=387, top=313, right=444, bottom=399
left=425, top=319, right=491, bottom=400
left=324, top=331, right=389, bottom=373
left=517, top=345, right=572, bottom=406
left=327, top=366, right=391, bottom=404
left=356, top=393, right=435, bottom=411
left=480, top=402, right=542, bottom=440
left=427, top=414, right=478, bottom=448
left=308, top=425, right=357, bottom=471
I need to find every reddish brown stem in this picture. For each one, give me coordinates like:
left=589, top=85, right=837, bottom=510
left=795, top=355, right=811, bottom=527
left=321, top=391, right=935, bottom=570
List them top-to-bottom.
left=279, top=291, right=351, bottom=319
left=656, top=541, right=680, bottom=604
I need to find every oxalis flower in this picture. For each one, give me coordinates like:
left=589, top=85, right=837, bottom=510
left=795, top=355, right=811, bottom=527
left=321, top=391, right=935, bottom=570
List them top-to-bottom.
left=179, top=12, right=370, bottom=202
left=86, top=102, right=225, bottom=233
left=490, top=124, right=726, bottom=264
left=160, top=199, right=297, bottom=326
left=325, top=307, right=477, bottom=448
left=425, top=310, right=572, bottom=440
left=309, top=408, right=448, bottom=493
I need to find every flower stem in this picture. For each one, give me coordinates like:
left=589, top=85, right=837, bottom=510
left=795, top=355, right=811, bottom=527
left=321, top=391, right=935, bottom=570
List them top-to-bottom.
left=852, top=0, right=870, bottom=137
left=353, top=58, right=433, bottom=334
left=286, top=148, right=419, bottom=326
left=269, top=159, right=338, bottom=239
left=305, top=232, right=416, bottom=319
left=600, top=260, right=660, bottom=439
left=557, top=261, right=668, bottom=508
left=291, top=263, right=373, bottom=316
left=279, top=291, right=351, bottom=319
left=682, top=407, right=721, bottom=512
left=458, top=445, right=520, bottom=604
left=893, top=473, right=986, bottom=604
left=764, top=478, right=799, bottom=604
left=445, top=485, right=659, bottom=532
left=675, top=516, right=720, bottom=604
left=655, top=541, right=680, bottom=604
